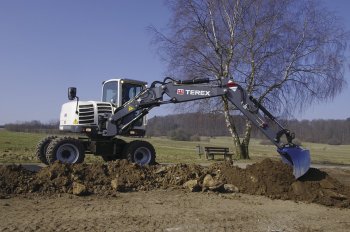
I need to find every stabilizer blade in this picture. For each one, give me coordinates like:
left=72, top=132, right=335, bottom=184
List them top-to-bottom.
left=277, top=146, right=311, bottom=179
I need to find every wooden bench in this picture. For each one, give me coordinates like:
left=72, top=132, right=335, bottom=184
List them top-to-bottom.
left=204, top=147, right=233, bottom=160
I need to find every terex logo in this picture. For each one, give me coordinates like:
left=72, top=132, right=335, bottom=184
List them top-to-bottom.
left=177, top=89, right=211, bottom=96
left=177, top=89, right=185, bottom=95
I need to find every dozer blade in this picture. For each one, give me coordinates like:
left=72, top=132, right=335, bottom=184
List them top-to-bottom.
left=277, top=146, right=311, bottom=179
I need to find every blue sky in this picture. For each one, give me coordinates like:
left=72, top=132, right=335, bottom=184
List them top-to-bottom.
left=0, top=0, right=349, bottom=125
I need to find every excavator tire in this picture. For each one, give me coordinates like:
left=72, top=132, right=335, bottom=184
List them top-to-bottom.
left=35, top=135, right=58, bottom=165
left=46, top=137, right=85, bottom=164
left=123, top=140, right=156, bottom=165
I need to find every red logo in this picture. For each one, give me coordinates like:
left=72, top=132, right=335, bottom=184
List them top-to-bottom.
left=177, top=89, right=185, bottom=95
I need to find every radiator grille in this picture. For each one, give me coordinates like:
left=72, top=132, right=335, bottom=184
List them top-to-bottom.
left=78, top=103, right=113, bottom=125
left=97, top=103, right=113, bottom=114
left=78, top=104, right=94, bottom=124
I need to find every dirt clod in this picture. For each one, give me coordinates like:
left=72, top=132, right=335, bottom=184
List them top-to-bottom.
left=0, top=158, right=349, bottom=208
left=183, top=179, right=200, bottom=192
left=72, top=182, right=87, bottom=196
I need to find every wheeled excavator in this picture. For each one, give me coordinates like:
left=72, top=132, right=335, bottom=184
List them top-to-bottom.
left=36, top=77, right=311, bottom=178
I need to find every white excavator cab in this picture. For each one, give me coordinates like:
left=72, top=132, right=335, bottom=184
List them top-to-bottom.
left=101, top=79, right=147, bottom=136
left=102, top=79, right=147, bottom=107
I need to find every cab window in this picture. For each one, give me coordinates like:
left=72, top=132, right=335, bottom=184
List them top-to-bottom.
left=102, top=81, right=118, bottom=104
left=122, top=83, right=142, bottom=104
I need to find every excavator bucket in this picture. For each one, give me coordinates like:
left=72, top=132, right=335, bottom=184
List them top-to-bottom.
left=277, top=146, right=311, bottom=179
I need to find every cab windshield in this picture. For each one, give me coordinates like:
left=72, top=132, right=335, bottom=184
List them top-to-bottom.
left=102, top=80, right=143, bottom=105
left=102, top=81, right=118, bottom=104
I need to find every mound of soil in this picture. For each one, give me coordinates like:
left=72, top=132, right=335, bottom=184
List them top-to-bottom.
left=0, top=159, right=349, bottom=208
left=216, top=159, right=295, bottom=198
left=217, top=159, right=350, bottom=207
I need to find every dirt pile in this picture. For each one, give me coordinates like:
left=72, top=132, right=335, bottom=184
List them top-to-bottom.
left=0, top=159, right=349, bottom=207
left=216, top=159, right=350, bottom=207
left=216, top=159, right=295, bottom=197
left=0, top=165, right=35, bottom=194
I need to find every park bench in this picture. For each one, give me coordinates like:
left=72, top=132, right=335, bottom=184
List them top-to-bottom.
left=204, top=146, right=233, bottom=160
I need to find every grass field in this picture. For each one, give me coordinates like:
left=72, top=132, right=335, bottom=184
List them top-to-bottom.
left=0, top=130, right=349, bottom=165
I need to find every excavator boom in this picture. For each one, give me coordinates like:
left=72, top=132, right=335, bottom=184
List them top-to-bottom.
left=105, top=77, right=311, bottom=178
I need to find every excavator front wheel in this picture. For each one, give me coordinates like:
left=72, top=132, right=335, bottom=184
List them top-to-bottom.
left=36, top=135, right=58, bottom=165
left=46, top=137, right=85, bottom=164
left=123, top=140, right=156, bottom=165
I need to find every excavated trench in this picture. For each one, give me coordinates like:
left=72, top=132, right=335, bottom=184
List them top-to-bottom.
left=0, top=158, right=349, bottom=208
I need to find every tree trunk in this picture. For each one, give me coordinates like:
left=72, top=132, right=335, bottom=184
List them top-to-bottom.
left=222, top=96, right=251, bottom=159
left=239, top=120, right=252, bottom=159
left=238, top=143, right=249, bottom=159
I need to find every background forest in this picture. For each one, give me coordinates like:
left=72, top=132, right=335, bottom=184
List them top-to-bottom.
left=4, top=113, right=348, bottom=145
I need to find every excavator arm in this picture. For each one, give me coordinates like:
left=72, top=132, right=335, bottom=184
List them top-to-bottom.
left=104, top=77, right=310, bottom=178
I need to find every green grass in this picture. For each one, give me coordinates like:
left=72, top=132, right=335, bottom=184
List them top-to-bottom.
left=0, top=130, right=349, bottom=165
left=0, top=130, right=43, bottom=163
left=302, top=142, right=350, bottom=165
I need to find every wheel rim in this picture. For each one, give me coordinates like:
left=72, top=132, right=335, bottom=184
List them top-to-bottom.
left=56, top=144, right=80, bottom=163
left=133, top=147, right=152, bottom=165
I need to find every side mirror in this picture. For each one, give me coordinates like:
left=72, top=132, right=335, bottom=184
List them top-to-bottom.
left=68, top=87, right=77, bottom=100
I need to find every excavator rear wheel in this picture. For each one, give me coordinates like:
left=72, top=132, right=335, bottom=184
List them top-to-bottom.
left=35, top=135, right=57, bottom=165
left=46, top=137, right=85, bottom=164
left=123, top=140, right=156, bottom=165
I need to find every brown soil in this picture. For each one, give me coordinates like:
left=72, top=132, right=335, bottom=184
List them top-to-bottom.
left=1, top=159, right=349, bottom=208
left=1, top=159, right=350, bottom=231
left=217, top=159, right=350, bottom=207
left=1, top=190, right=350, bottom=232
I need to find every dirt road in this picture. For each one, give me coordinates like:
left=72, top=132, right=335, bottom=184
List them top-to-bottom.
left=1, top=190, right=350, bottom=232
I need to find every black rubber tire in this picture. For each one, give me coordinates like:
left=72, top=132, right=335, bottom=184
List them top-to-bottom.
left=35, top=136, right=57, bottom=165
left=46, top=137, right=85, bottom=164
left=123, top=140, right=156, bottom=165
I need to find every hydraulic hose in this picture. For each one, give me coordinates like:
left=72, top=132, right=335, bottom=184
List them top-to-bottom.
left=175, top=78, right=210, bottom=85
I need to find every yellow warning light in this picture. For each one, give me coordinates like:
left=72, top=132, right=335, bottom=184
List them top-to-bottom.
left=73, top=119, right=78, bottom=124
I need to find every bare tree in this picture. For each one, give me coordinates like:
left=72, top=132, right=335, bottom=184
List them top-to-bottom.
left=152, top=0, right=349, bottom=159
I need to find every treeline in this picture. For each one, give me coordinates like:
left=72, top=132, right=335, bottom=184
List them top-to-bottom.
left=146, top=113, right=350, bottom=145
left=4, top=115, right=350, bottom=145
left=4, top=120, right=60, bottom=133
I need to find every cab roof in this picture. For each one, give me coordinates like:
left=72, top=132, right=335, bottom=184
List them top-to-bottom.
left=102, top=78, right=147, bottom=85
